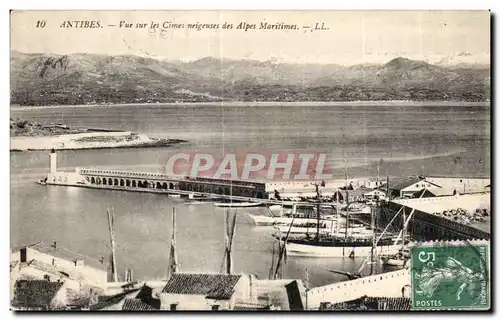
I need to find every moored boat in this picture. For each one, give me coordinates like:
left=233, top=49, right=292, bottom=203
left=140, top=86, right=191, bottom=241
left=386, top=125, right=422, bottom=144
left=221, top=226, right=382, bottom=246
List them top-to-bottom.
left=184, top=193, right=222, bottom=205
left=214, top=201, right=263, bottom=208
left=381, top=205, right=413, bottom=267
left=283, top=236, right=400, bottom=258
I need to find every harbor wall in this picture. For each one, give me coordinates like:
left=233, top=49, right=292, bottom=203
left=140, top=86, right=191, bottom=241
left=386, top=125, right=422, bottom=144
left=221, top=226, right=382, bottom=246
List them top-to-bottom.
left=425, top=177, right=490, bottom=193
left=381, top=195, right=490, bottom=241
left=306, top=269, right=410, bottom=309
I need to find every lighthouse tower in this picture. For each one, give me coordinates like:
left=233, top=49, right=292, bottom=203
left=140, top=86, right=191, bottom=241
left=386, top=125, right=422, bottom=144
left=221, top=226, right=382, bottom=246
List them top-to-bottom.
left=49, top=149, right=57, bottom=174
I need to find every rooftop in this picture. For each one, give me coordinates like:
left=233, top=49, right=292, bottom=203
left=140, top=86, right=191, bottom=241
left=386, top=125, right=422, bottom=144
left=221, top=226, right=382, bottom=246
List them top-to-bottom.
left=387, top=176, right=424, bottom=190
left=412, top=188, right=457, bottom=198
left=393, top=193, right=491, bottom=234
left=12, top=242, right=107, bottom=271
left=162, top=273, right=243, bottom=300
left=11, top=280, right=64, bottom=309
left=89, top=288, right=141, bottom=311
left=319, top=296, right=412, bottom=311
left=122, top=298, right=159, bottom=311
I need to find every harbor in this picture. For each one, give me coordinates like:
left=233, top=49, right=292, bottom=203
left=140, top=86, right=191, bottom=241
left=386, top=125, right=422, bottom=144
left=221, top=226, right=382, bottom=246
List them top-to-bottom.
left=10, top=99, right=491, bottom=311
left=11, top=144, right=491, bottom=310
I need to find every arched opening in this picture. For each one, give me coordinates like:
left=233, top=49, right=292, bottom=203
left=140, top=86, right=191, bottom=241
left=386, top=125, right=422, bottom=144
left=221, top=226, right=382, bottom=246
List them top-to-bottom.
left=91, top=177, right=95, bottom=184
left=96, top=177, right=101, bottom=185
left=103, top=178, right=107, bottom=185
left=114, top=179, right=119, bottom=186
left=120, top=179, right=125, bottom=187
left=126, top=180, right=130, bottom=187
left=132, top=180, right=137, bottom=188
left=143, top=180, right=148, bottom=188
left=156, top=182, right=162, bottom=189
left=163, top=182, right=168, bottom=189
left=169, top=183, right=174, bottom=190
left=187, top=184, right=193, bottom=191
left=204, top=186, right=212, bottom=194
left=218, top=187, right=224, bottom=195
left=256, top=191, right=264, bottom=199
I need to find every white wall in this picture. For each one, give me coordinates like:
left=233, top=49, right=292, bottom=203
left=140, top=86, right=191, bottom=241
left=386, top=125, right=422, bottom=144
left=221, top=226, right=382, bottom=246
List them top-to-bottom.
left=425, top=177, right=490, bottom=193
left=401, top=181, right=434, bottom=193
left=394, top=193, right=490, bottom=214
left=23, top=248, right=108, bottom=286
left=306, top=269, right=411, bottom=309
left=160, top=276, right=251, bottom=310
left=160, top=293, right=231, bottom=310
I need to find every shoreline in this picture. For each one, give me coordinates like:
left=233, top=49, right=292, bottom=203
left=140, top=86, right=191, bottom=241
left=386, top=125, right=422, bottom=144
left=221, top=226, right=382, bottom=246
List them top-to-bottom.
left=10, top=100, right=490, bottom=110
left=10, top=118, right=189, bottom=151
left=10, top=139, right=188, bottom=152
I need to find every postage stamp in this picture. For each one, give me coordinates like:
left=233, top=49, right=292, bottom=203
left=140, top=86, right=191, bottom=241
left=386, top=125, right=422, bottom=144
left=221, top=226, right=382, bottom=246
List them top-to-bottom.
left=411, top=240, right=490, bottom=310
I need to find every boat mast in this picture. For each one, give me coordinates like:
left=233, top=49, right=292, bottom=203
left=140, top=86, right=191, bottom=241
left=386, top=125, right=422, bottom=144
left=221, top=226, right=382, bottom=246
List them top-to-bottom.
left=343, top=160, right=349, bottom=256
left=377, top=164, right=380, bottom=188
left=386, top=176, right=390, bottom=201
left=315, top=184, right=320, bottom=243
left=370, top=201, right=377, bottom=275
left=402, top=206, right=406, bottom=250
left=167, top=207, right=179, bottom=280
left=106, top=208, right=118, bottom=282
left=224, top=210, right=237, bottom=274
left=274, top=218, right=294, bottom=280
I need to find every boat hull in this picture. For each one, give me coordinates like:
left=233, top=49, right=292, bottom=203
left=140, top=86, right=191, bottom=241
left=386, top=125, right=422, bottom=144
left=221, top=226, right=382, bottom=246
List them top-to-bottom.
left=214, top=202, right=263, bottom=208
left=247, top=214, right=345, bottom=227
left=273, top=225, right=368, bottom=235
left=284, top=241, right=401, bottom=258
left=381, top=257, right=410, bottom=267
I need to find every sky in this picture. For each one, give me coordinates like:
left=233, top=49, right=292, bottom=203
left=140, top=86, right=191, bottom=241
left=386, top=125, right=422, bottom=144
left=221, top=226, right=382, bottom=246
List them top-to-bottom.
left=10, top=10, right=491, bottom=65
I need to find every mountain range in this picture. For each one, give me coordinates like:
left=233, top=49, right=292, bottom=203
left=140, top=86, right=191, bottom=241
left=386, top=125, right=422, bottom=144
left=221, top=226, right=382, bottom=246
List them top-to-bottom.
left=10, top=51, right=490, bottom=106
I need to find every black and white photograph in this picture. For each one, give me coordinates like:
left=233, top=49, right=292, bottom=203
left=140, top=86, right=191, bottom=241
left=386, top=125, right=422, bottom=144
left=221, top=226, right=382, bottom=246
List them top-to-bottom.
left=9, top=10, right=491, bottom=311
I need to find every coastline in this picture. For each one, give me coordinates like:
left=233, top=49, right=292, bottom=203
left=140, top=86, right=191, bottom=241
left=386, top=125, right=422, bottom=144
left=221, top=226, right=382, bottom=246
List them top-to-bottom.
left=10, top=100, right=490, bottom=111
left=10, top=119, right=188, bottom=152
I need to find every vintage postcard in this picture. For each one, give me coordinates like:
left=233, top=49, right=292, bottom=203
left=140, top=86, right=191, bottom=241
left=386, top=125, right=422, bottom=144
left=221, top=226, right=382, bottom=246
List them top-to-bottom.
left=9, top=10, right=490, bottom=311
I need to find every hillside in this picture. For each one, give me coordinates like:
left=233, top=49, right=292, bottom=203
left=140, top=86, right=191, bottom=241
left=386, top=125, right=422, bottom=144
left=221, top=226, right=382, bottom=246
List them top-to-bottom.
left=10, top=51, right=490, bottom=105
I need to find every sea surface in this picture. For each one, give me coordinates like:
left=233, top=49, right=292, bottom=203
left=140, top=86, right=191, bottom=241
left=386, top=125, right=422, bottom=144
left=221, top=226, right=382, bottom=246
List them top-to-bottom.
left=10, top=103, right=491, bottom=287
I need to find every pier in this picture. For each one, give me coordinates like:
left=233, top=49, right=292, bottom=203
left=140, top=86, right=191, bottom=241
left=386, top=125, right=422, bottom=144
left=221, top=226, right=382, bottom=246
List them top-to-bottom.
left=41, top=150, right=342, bottom=205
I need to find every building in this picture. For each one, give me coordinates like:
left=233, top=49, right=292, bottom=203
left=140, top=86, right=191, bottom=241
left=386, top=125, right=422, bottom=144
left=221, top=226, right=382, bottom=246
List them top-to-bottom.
left=383, top=176, right=491, bottom=199
left=385, top=176, right=441, bottom=198
left=425, top=177, right=490, bottom=194
left=362, top=178, right=385, bottom=189
left=411, top=188, right=457, bottom=198
left=331, top=189, right=368, bottom=203
left=363, top=189, right=386, bottom=200
left=380, top=193, right=490, bottom=241
left=10, top=242, right=108, bottom=289
left=306, top=269, right=411, bottom=309
left=159, top=273, right=253, bottom=310
left=11, top=280, right=69, bottom=310
left=89, top=283, right=161, bottom=311
left=319, top=296, right=412, bottom=311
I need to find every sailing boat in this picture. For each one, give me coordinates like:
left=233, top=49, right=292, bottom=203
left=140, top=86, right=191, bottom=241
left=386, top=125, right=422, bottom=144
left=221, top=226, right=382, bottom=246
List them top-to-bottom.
left=280, top=171, right=401, bottom=258
left=381, top=183, right=421, bottom=267
left=277, top=189, right=400, bottom=258
left=247, top=203, right=338, bottom=226
left=381, top=207, right=411, bottom=267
